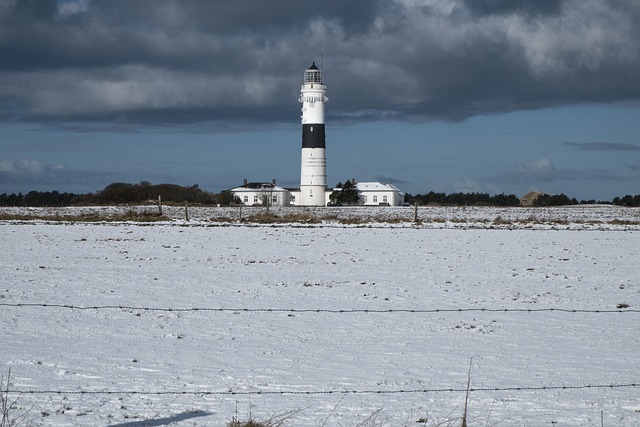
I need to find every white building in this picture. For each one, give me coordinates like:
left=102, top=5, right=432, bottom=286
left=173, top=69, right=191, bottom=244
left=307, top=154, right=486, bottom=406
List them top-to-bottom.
left=229, top=180, right=291, bottom=207
left=231, top=180, right=405, bottom=207
left=355, top=182, right=405, bottom=206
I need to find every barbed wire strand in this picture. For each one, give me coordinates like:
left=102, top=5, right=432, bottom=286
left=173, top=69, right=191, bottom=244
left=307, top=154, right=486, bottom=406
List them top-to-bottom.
left=0, top=303, right=637, bottom=313
left=3, top=303, right=637, bottom=400
left=12, top=383, right=639, bottom=396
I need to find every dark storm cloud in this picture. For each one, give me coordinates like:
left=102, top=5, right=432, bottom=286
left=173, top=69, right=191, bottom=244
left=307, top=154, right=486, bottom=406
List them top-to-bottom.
left=1, top=0, right=639, bottom=126
left=14, top=0, right=58, bottom=21
left=462, top=0, right=563, bottom=17
left=564, top=142, right=640, bottom=151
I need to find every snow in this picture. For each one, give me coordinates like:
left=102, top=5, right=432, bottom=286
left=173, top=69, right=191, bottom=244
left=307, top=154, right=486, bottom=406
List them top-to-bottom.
left=2, top=204, right=640, bottom=231
left=1, top=207, right=639, bottom=426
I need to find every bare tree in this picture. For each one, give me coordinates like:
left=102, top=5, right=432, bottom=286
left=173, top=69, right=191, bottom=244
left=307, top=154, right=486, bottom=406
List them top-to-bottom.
left=258, top=188, right=275, bottom=213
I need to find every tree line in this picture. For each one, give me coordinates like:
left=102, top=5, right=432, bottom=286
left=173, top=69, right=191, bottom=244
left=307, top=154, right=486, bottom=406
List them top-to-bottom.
left=0, top=182, right=218, bottom=207
left=1, top=182, right=639, bottom=207
left=406, top=191, right=521, bottom=207
left=405, top=192, right=640, bottom=207
left=612, top=194, right=640, bottom=207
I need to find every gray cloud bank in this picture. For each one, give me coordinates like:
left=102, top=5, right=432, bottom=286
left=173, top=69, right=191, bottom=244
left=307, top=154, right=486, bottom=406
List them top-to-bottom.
left=1, top=0, right=639, bottom=125
left=564, top=142, right=640, bottom=151
left=0, top=157, right=114, bottom=192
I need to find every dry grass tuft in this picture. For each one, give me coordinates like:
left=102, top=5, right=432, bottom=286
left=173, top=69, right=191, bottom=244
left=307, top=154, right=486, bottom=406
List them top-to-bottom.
left=0, top=212, right=169, bottom=223
left=244, top=212, right=323, bottom=224
left=492, top=216, right=513, bottom=226
left=335, top=217, right=366, bottom=225
left=609, top=219, right=640, bottom=226
left=1, top=369, right=30, bottom=427
left=228, top=410, right=297, bottom=427
left=228, top=421, right=270, bottom=427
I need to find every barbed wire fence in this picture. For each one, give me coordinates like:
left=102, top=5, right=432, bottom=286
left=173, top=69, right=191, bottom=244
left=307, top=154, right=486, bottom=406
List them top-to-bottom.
left=2, top=302, right=638, bottom=405
left=1, top=303, right=639, bottom=313
left=9, top=383, right=640, bottom=397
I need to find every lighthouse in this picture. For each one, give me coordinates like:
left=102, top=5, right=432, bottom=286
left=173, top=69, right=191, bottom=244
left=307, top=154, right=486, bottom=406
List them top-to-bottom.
left=298, top=62, right=328, bottom=206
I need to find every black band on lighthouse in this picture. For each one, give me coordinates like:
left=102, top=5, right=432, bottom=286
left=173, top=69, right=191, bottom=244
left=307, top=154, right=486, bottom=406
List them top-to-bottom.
left=302, top=124, right=326, bottom=149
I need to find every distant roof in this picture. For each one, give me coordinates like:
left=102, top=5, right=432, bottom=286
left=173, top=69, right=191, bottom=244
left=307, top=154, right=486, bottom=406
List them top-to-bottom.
left=230, top=182, right=287, bottom=192
left=245, top=182, right=273, bottom=189
left=355, top=182, right=404, bottom=193
left=520, top=191, right=546, bottom=206
left=522, top=191, right=545, bottom=200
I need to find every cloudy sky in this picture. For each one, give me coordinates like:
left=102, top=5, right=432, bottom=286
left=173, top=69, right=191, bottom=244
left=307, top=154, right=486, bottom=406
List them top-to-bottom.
left=1, top=0, right=639, bottom=200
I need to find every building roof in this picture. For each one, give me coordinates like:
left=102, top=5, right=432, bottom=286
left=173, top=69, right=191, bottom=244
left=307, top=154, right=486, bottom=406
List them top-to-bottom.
left=230, top=182, right=288, bottom=192
left=355, top=182, right=404, bottom=194
left=520, top=191, right=545, bottom=206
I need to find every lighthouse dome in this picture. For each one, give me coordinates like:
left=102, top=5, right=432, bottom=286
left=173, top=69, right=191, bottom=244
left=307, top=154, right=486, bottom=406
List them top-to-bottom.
left=304, top=62, right=323, bottom=84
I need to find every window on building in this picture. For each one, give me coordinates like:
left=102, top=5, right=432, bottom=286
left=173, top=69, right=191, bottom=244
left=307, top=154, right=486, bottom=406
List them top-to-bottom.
left=253, top=195, right=258, bottom=203
left=272, top=195, right=278, bottom=203
left=362, top=195, right=367, bottom=203
left=373, top=195, right=378, bottom=203
left=383, top=195, right=388, bottom=203
left=243, top=196, right=248, bottom=203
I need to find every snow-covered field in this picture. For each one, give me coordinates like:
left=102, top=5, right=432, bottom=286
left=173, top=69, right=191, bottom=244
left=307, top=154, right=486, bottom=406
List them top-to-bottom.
left=2, top=204, right=640, bottom=230
left=1, top=207, right=639, bottom=426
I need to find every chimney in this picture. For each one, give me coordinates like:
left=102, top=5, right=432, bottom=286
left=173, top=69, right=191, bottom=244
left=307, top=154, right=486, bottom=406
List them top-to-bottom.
left=272, top=178, right=277, bottom=185
left=351, top=178, right=356, bottom=185
left=243, top=179, right=248, bottom=186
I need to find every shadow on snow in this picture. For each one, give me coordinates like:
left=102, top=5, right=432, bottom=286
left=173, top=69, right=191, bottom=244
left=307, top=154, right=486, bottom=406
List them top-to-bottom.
left=107, top=410, right=213, bottom=427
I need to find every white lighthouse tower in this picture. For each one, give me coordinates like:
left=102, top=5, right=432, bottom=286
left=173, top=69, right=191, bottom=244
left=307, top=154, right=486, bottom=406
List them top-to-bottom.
left=298, top=62, right=328, bottom=206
